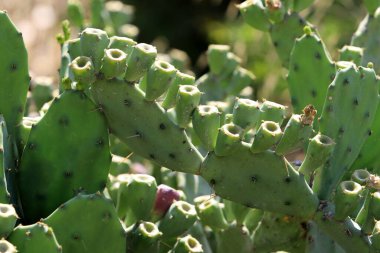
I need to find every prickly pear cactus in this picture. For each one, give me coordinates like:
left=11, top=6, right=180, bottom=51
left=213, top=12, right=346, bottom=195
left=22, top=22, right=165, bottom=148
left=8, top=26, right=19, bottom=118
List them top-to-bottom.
left=0, top=11, right=29, bottom=140
left=18, top=90, right=111, bottom=222
left=42, top=194, right=126, bottom=253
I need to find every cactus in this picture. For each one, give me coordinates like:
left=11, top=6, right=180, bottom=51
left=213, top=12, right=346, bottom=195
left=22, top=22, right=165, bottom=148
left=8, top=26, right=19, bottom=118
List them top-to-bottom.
left=3, top=1, right=380, bottom=252
left=17, top=89, right=111, bottom=223
left=42, top=194, right=126, bottom=253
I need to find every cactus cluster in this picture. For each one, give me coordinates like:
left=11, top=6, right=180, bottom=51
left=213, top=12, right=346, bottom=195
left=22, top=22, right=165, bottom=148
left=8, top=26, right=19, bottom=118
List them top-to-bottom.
left=2, top=0, right=380, bottom=252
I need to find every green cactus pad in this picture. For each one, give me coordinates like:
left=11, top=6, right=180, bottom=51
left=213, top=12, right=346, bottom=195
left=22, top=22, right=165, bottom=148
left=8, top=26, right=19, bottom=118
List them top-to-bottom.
left=237, top=0, right=271, bottom=31
left=351, top=10, right=380, bottom=72
left=0, top=11, right=29, bottom=139
left=270, top=13, right=309, bottom=67
left=287, top=27, right=336, bottom=114
left=314, top=65, right=379, bottom=199
left=351, top=77, right=380, bottom=172
left=90, top=79, right=203, bottom=174
left=18, top=90, right=110, bottom=222
left=1, top=116, right=21, bottom=215
left=0, top=118, right=9, bottom=204
left=201, top=143, right=319, bottom=218
left=43, top=194, right=126, bottom=253
left=314, top=203, right=371, bottom=253
left=253, top=212, right=306, bottom=252
left=304, top=221, right=336, bottom=253
left=8, top=222, right=62, bottom=253
left=216, top=223, right=252, bottom=253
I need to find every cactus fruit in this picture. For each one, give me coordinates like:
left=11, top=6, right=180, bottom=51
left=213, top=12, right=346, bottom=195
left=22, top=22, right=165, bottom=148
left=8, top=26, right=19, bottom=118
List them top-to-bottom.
left=124, top=43, right=157, bottom=82
left=100, top=48, right=128, bottom=79
left=142, top=60, right=177, bottom=101
left=162, top=71, right=195, bottom=110
left=175, top=85, right=202, bottom=128
left=192, top=105, right=220, bottom=151
left=275, top=105, right=316, bottom=155
left=250, top=121, right=283, bottom=153
left=214, top=123, right=243, bottom=156
left=298, top=133, right=335, bottom=183
left=334, top=181, right=363, bottom=221
left=152, top=184, right=180, bottom=221
left=195, top=197, right=229, bottom=231
left=158, top=200, right=197, bottom=240
left=0, top=204, right=18, bottom=238
left=126, top=221, right=162, bottom=253
left=170, top=235, right=203, bottom=253
left=0, top=239, right=17, bottom=253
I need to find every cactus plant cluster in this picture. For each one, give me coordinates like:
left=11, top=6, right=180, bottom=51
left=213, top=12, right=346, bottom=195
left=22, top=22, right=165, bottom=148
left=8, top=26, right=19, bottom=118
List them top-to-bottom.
left=2, top=0, right=380, bottom=252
